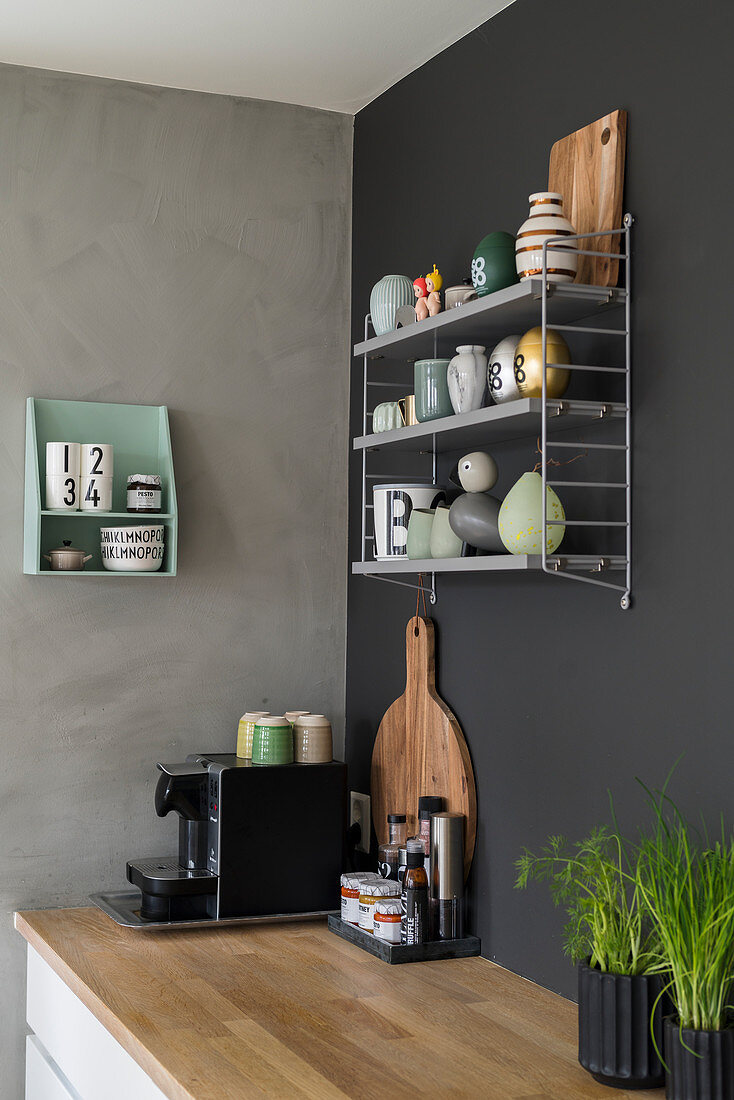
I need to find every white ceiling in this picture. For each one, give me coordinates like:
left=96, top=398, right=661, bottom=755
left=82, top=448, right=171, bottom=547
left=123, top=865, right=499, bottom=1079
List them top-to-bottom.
left=0, top=0, right=515, bottom=114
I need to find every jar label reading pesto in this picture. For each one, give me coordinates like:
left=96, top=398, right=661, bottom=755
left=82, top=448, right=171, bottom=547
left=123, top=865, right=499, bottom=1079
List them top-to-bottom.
left=127, top=486, right=161, bottom=511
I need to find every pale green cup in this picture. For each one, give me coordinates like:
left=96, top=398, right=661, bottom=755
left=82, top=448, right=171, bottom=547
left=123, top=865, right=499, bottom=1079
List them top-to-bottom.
left=429, top=505, right=464, bottom=558
left=407, top=508, right=435, bottom=560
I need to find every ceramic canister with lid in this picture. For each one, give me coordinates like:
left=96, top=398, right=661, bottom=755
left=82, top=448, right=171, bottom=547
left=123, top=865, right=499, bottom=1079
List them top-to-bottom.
left=515, top=192, right=578, bottom=284
left=236, top=712, right=270, bottom=759
left=293, top=714, right=332, bottom=763
left=341, top=872, right=381, bottom=925
left=358, top=878, right=401, bottom=933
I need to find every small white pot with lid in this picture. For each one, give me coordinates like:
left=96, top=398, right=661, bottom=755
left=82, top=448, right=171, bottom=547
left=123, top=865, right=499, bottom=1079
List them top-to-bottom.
left=44, top=540, right=93, bottom=571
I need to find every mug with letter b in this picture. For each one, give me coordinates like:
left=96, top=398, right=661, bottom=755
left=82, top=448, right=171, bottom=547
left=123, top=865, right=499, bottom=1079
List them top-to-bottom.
left=373, top=482, right=445, bottom=559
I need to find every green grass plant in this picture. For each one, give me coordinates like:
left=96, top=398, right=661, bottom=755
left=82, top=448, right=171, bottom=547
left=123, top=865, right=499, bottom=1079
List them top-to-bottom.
left=635, top=784, right=734, bottom=1032
left=515, top=825, right=660, bottom=975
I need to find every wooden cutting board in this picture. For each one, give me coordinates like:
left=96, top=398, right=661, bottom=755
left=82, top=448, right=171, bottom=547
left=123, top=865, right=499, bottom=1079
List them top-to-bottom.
left=548, top=109, right=627, bottom=286
left=371, top=616, right=476, bottom=878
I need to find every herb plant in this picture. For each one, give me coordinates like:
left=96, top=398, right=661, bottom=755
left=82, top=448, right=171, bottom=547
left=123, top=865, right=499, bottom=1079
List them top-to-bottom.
left=635, top=786, right=734, bottom=1032
left=515, top=825, right=660, bottom=975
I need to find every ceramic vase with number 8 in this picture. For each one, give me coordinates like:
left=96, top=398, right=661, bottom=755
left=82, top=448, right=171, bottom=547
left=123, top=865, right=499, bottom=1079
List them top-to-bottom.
left=471, top=232, right=518, bottom=296
left=513, top=327, right=571, bottom=399
left=487, top=335, right=521, bottom=405
left=447, top=345, right=487, bottom=414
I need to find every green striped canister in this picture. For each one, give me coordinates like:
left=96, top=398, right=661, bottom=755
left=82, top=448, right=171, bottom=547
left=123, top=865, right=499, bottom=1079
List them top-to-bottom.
left=369, top=275, right=414, bottom=336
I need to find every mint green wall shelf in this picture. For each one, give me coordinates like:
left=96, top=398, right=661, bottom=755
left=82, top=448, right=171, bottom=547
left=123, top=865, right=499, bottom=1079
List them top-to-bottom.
left=24, top=398, right=178, bottom=576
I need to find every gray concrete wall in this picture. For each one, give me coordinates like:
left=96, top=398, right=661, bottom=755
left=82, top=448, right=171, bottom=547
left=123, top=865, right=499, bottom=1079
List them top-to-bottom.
left=0, top=63, right=352, bottom=1095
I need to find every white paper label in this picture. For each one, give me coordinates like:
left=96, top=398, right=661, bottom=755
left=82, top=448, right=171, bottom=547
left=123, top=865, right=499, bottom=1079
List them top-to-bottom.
left=127, top=486, right=161, bottom=510
left=341, top=893, right=360, bottom=925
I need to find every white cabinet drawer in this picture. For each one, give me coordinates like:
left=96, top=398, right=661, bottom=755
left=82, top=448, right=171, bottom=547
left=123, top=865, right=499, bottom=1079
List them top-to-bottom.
left=26, top=946, right=167, bottom=1100
left=26, top=1035, right=79, bottom=1100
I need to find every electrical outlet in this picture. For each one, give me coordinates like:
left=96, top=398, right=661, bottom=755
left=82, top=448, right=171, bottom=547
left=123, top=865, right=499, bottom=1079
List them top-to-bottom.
left=350, top=791, right=371, bottom=854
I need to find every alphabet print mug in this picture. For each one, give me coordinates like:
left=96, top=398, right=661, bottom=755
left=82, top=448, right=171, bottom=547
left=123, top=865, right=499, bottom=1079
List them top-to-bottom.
left=372, top=483, right=445, bottom=559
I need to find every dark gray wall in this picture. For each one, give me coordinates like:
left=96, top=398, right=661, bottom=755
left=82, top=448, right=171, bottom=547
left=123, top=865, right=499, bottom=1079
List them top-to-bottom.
left=346, top=0, right=734, bottom=998
left=0, top=63, right=352, bottom=1097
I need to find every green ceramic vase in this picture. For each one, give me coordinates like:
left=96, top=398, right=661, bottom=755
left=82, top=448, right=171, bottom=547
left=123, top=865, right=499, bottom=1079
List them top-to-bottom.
left=471, top=232, right=519, bottom=297
left=414, top=359, right=453, bottom=422
left=498, top=472, right=565, bottom=555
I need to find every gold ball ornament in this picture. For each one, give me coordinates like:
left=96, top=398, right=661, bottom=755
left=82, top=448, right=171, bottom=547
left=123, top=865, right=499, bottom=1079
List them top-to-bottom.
left=513, top=326, right=571, bottom=399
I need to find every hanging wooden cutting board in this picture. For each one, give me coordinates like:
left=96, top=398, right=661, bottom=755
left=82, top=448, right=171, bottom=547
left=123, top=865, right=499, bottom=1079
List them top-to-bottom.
left=548, top=108, right=627, bottom=287
left=371, top=616, right=476, bottom=878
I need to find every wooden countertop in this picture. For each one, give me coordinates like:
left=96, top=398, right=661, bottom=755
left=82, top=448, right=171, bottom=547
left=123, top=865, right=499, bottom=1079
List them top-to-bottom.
left=15, top=907, right=661, bottom=1100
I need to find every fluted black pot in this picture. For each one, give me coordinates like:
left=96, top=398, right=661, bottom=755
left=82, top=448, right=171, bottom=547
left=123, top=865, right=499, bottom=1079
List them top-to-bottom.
left=578, top=962, right=666, bottom=1090
left=664, top=1017, right=734, bottom=1100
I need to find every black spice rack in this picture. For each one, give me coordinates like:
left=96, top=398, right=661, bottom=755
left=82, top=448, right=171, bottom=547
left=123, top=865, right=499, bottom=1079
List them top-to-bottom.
left=327, top=914, right=480, bottom=965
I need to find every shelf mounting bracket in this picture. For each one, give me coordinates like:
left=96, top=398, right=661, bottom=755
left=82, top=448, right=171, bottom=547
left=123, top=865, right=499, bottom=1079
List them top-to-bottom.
left=361, top=572, right=437, bottom=605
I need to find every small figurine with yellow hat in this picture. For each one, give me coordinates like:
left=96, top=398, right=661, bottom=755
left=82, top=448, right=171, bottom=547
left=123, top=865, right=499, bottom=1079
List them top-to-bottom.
left=413, top=264, right=443, bottom=322
left=425, top=264, right=443, bottom=316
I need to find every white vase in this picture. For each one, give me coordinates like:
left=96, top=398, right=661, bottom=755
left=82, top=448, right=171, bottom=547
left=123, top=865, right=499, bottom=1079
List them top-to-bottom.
left=515, top=192, right=578, bottom=284
left=487, top=334, right=521, bottom=405
left=447, top=345, right=487, bottom=414
left=498, top=471, right=565, bottom=555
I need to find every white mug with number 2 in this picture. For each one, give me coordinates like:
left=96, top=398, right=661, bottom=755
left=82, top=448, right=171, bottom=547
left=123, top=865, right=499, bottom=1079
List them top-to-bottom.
left=80, top=443, right=113, bottom=478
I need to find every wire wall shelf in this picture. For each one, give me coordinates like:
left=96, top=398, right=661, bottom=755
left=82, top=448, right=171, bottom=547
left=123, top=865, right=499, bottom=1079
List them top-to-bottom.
left=353, top=218, right=633, bottom=609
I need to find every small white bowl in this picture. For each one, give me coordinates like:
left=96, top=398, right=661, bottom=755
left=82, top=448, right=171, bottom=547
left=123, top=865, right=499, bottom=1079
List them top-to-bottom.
left=100, top=525, right=164, bottom=572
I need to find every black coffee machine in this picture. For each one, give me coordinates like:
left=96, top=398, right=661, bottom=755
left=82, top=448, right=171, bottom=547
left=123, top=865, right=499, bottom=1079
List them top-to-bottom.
left=126, top=753, right=347, bottom=923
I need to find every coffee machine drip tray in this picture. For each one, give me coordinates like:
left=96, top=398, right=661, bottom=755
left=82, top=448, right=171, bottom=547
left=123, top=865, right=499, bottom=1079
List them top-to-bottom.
left=91, top=891, right=338, bottom=931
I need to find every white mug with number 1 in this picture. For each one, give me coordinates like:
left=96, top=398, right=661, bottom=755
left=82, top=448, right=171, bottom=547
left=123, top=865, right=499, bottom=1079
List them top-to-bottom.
left=46, top=442, right=80, bottom=477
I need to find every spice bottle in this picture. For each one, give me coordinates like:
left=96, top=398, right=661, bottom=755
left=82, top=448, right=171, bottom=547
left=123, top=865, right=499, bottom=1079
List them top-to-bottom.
left=417, top=795, right=444, bottom=877
left=378, top=813, right=407, bottom=880
left=401, top=838, right=429, bottom=945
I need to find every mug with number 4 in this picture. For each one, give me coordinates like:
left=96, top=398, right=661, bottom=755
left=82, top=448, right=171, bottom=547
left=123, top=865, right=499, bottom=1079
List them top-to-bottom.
left=81, top=443, right=113, bottom=478
left=46, top=474, right=79, bottom=511
left=80, top=475, right=113, bottom=512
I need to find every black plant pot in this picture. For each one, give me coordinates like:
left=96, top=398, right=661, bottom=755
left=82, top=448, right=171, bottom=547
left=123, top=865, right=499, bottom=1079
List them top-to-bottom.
left=578, top=961, right=666, bottom=1090
left=664, top=1017, right=734, bottom=1100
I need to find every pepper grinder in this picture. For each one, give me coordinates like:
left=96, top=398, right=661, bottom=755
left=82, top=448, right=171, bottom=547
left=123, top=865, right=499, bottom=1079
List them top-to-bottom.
left=429, top=812, right=465, bottom=940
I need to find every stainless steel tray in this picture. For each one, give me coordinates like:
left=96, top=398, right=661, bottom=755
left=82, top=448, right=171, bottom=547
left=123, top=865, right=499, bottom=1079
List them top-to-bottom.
left=91, top=890, right=337, bottom=931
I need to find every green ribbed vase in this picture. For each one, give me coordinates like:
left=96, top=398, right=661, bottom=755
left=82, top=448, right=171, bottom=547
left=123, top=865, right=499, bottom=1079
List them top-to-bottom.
left=370, top=275, right=414, bottom=336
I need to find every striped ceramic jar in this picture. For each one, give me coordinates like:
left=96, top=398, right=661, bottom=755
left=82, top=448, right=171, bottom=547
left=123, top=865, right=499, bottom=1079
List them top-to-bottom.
left=515, top=192, right=578, bottom=284
left=369, top=274, right=414, bottom=336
